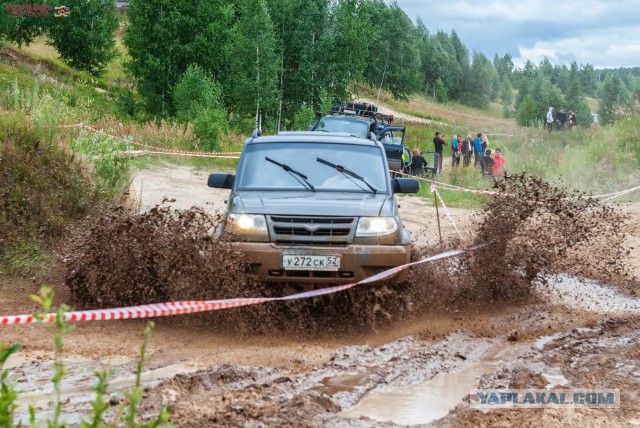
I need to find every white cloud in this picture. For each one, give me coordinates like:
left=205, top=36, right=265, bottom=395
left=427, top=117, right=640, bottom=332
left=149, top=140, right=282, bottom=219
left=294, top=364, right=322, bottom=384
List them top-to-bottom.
left=396, top=0, right=640, bottom=68
left=516, top=26, right=640, bottom=67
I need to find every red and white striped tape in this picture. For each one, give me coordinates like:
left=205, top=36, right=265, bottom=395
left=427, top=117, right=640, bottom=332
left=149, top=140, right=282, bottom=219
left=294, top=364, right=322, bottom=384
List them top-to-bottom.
left=59, top=123, right=242, bottom=158
left=394, top=171, right=639, bottom=202
left=0, top=245, right=485, bottom=326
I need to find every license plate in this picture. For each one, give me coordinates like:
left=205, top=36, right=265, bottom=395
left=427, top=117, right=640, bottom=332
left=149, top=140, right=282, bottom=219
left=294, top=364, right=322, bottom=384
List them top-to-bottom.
left=282, top=255, right=340, bottom=271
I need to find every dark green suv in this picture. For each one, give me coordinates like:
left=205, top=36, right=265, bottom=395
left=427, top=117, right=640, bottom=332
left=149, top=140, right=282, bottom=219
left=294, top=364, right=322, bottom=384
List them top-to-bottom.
left=208, top=131, right=419, bottom=285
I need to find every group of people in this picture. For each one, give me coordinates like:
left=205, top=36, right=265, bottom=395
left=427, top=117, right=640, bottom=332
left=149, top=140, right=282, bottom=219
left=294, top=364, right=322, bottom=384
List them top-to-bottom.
left=546, top=107, right=577, bottom=132
left=407, top=131, right=505, bottom=178
left=449, top=132, right=505, bottom=177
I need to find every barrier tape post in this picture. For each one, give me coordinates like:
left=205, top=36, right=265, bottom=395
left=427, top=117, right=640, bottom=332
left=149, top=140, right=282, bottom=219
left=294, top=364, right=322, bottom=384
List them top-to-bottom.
left=431, top=178, right=443, bottom=243
left=432, top=185, right=464, bottom=242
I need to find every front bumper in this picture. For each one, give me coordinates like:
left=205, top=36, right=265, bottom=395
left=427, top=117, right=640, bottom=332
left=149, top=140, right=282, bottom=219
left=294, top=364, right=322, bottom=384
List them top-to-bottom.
left=231, top=242, right=411, bottom=284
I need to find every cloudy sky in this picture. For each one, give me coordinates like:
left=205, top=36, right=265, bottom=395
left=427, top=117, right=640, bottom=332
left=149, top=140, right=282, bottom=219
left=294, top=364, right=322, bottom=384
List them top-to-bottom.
left=395, top=0, right=640, bottom=69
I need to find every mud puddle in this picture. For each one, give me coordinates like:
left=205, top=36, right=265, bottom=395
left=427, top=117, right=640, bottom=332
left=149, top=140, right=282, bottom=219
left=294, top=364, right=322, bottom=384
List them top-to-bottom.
left=12, top=357, right=199, bottom=425
left=338, top=363, right=496, bottom=425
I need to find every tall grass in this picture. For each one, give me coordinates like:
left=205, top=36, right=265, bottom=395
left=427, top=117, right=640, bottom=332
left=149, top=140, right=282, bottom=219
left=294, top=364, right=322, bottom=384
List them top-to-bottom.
left=0, top=112, right=93, bottom=250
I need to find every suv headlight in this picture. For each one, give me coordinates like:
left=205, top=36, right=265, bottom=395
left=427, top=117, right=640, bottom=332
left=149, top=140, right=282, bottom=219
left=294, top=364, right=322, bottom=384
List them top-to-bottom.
left=226, top=213, right=268, bottom=240
left=356, top=217, right=398, bottom=237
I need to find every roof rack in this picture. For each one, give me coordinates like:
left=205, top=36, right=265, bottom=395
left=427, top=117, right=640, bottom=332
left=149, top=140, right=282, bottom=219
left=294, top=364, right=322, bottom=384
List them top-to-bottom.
left=328, top=101, right=394, bottom=124
left=277, top=131, right=355, bottom=137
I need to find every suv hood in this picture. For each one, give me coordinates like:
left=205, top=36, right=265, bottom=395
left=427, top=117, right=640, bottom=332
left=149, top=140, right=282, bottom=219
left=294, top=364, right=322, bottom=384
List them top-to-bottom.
left=231, top=191, right=395, bottom=217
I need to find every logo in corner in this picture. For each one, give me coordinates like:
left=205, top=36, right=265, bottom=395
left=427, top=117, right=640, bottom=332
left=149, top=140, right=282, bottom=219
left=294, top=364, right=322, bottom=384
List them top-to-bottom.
left=54, top=6, right=70, bottom=17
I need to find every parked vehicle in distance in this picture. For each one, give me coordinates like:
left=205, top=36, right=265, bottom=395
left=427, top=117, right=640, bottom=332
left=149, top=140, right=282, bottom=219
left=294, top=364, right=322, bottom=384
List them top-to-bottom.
left=308, top=101, right=407, bottom=173
left=208, top=131, right=420, bottom=286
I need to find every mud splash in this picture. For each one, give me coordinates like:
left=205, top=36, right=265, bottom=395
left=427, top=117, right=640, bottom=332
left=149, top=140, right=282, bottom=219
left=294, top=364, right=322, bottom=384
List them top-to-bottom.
left=415, top=173, right=634, bottom=309
left=63, top=174, right=635, bottom=335
left=64, top=204, right=248, bottom=308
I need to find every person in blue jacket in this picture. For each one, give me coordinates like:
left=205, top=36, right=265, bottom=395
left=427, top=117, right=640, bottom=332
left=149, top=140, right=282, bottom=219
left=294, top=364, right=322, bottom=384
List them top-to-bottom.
left=473, top=133, right=484, bottom=167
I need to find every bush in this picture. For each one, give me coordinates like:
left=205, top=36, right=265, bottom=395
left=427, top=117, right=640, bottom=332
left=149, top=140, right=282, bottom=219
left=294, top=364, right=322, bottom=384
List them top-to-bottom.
left=173, top=65, right=228, bottom=150
left=114, top=87, right=139, bottom=120
left=516, top=94, right=538, bottom=127
left=292, top=104, right=315, bottom=131
left=192, top=108, right=228, bottom=151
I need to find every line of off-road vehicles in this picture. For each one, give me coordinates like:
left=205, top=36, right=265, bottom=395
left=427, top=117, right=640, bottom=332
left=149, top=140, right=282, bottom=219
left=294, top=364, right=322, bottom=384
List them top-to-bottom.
left=308, top=101, right=410, bottom=174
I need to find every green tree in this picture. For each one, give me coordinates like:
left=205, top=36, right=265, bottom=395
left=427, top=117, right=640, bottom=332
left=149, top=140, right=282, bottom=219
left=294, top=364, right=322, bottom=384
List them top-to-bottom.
left=1, top=0, right=47, bottom=47
left=47, top=0, right=118, bottom=76
left=124, top=0, right=233, bottom=116
left=227, top=0, right=279, bottom=123
left=267, top=0, right=330, bottom=122
left=320, top=0, right=372, bottom=101
left=362, top=1, right=420, bottom=100
left=448, top=29, right=469, bottom=100
left=432, top=31, right=459, bottom=97
left=463, top=51, right=497, bottom=108
left=493, top=52, right=514, bottom=80
left=514, top=60, right=536, bottom=110
left=565, top=62, right=581, bottom=107
left=579, top=63, right=597, bottom=97
left=173, top=64, right=224, bottom=123
left=174, top=66, right=228, bottom=150
left=530, top=72, right=552, bottom=126
left=598, top=74, right=632, bottom=125
left=499, top=76, right=514, bottom=117
left=434, top=77, right=448, bottom=103
left=516, top=94, right=538, bottom=127
left=573, top=97, right=593, bottom=128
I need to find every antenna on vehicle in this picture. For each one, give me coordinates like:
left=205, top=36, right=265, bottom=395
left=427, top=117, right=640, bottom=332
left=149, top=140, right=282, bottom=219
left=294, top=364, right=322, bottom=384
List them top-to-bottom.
left=376, top=59, right=388, bottom=106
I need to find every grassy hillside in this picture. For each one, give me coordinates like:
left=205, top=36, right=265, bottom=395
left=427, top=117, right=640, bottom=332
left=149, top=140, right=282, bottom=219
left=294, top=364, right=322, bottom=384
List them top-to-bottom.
left=355, top=85, right=640, bottom=205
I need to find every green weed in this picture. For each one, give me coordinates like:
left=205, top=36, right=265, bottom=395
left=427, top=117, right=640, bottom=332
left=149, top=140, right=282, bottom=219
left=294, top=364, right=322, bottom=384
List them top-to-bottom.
left=0, top=241, right=49, bottom=276
left=0, top=342, right=21, bottom=427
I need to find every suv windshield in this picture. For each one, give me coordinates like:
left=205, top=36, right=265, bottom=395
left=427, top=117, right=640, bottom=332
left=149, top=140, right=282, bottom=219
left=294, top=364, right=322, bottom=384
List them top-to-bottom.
left=316, top=116, right=370, bottom=138
left=238, top=142, right=388, bottom=193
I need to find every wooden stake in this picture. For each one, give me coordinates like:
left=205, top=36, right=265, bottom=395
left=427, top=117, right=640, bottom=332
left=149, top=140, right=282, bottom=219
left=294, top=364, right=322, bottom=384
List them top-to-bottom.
left=433, top=178, right=443, bottom=243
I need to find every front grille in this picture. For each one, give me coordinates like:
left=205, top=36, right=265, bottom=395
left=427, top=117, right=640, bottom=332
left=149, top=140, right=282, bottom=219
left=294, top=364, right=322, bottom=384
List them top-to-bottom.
left=269, top=215, right=356, bottom=246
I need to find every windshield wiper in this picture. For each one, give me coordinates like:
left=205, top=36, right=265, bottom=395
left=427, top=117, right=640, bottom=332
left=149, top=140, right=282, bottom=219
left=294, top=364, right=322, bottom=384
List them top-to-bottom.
left=265, top=157, right=315, bottom=191
left=316, top=157, right=378, bottom=194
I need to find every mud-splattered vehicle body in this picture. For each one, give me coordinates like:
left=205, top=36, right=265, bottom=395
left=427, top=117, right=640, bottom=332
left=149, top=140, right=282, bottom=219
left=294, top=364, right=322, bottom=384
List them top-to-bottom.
left=208, top=131, right=419, bottom=285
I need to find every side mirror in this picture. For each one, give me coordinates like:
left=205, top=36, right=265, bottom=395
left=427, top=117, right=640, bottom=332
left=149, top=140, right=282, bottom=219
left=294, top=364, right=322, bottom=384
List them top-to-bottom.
left=208, top=173, right=235, bottom=189
left=391, top=178, right=419, bottom=194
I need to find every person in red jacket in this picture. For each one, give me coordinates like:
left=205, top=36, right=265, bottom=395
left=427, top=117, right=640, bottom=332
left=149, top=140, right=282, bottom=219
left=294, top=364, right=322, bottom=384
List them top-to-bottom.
left=493, top=148, right=506, bottom=175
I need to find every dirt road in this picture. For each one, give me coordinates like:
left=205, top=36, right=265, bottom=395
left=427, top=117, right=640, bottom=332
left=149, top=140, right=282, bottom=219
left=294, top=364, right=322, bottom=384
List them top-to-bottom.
left=2, top=165, right=639, bottom=427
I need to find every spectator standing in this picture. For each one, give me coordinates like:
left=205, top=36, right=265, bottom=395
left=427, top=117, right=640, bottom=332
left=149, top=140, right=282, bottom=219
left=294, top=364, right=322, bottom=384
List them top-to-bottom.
left=546, top=107, right=554, bottom=132
left=557, top=107, right=566, bottom=131
left=568, top=111, right=577, bottom=129
left=433, top=131, right=445, bottom=173
left=462, top=133, right=473, bottom=167
left=473, top=133, right=483, bottom=167
left=481, top=134, right=488, bottom=152
left=451, top=135, right=461, bottom=168
left=410, top=148, right=428, bottom=175
left=493, top=148, right=505, bottom=175
left=483, top=149, right=495, bottom=177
